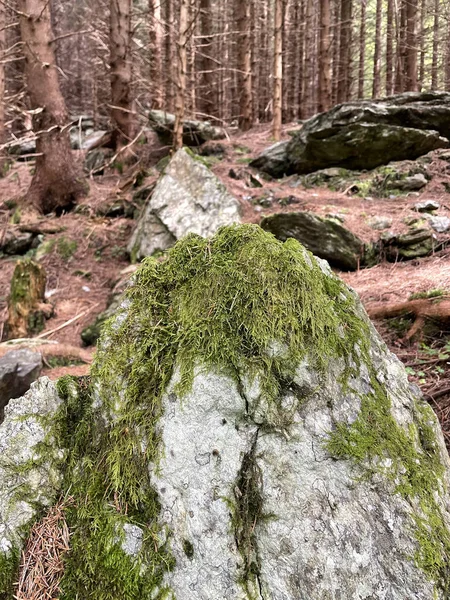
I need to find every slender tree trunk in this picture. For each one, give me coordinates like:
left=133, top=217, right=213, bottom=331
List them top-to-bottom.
left=0, top=0, right=6, bottom=172
left=18, top=0, right=87, bottom=214
left=110, top=0, right=135, bottom=150
left=149, top=0, right=164, bottom=109
left=164, top=0, right=175, bottom=111
left=174, top=0, right=189, bottom=149
left=199, top=0, right=215, bottom=118
left=235, top=0, right=253, bottom=130
left=251, top=0, right=260, bottom=122
left=272, top=0, right=283, bottom=139
left=294, top=0, right=304, bottom=120
left=304, top=0, right=315, bottom=116
left=318, top=0, right=332, bottom=111
left=331, top=0, right=340, bottom=105
left=337, top=0, right=352, bottom=103
left=358, top=0, right=366, bottom=99
left=372, top=0, right=383, bottom=97
left=386, top=0, right=394, bottom=94
left=395, top=0, right=406, bottom=92
left=405, top=0, right=418, bottom=90
left=418, top=0, right=426, bottom=90
left=431, top=0, right=439, bottom=90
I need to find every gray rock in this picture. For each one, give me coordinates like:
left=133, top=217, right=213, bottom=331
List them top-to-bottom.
left=251, top=92, right=450, bottom=177
left=149, top=109, right=226, bottom=146
left=81, top=130, right=109, bottom=151
left=249, top=141, right=290, bottom=178
left=128, top=147, right=241, bottom=260
left=393, top=172, right=428, bottom=191
left=414, top=199, right=440, bottom=212
left=260, top=211, right=366, bottom=270
left=425, top=215, right=450, bottom=233
left=368, top=216, right=392, bottom=230
left=2, top=225, right=450, bottom=599
left=382, top=227, right=434, bottom=261
left=0, top=230, right=35, bottom=255
left=0, top=349, right=42, bottom=422
left=0, top=378, right=63, bottom=555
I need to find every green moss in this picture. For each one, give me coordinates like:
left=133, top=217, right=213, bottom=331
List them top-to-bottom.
left=57, top=237, right=77, bottom=260
left=409, top=289, right=447, bottom=301
left=327, top=379, right=450, bottom=593
left=182, top=539, right=194, bottom=560
left=0, top=549, right=20, bottom=600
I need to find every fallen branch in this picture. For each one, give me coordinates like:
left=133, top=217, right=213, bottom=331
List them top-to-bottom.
left=18, top=222, right=66, bottom=235
left=366, top=297, right=450, bottom=341
left=36, top=303, right=100, bottom=339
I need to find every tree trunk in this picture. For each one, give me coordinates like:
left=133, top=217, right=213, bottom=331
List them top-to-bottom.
left=0, top=0, right=6, bottom=173
left=18, top=0, right=87, bottom=214
left=110, top=0, right=135, bottom=151
left=149, top=0, right=164, bottom=109
left=164, top=0, right=175, bottom=112
left=173, top=0, right=189, bottom=149
left=199, top=0, right=216, bottom=118
left=236, top=0, right=253, bottom=130
left=272, top=0, right=283, bottom=139
left=304, top=0, right=315, bottom=117
left=318, top=0, right=332, bottom=111
left=337, top=0, right=352, bottom=103
left=358, top=0, right=366, bottom=99
left=372, top=0, right=382, bottom=98
left=386, top=0, right=394, bottom=94
left=395, top=0, right=406, bottom=93
left=405, top=0, right=418, bottom=90
left=431, top=0, right=439, bottom=90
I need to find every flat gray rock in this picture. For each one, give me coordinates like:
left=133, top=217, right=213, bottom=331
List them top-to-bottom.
left=0, top=349, right=42, bottom=422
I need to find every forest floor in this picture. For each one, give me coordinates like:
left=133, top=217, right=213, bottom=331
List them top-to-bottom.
left=1, top=123, right=450, bottom=448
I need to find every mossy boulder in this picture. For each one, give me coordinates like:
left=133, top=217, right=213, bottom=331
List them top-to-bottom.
left=251, top=92, right=450, bottom=177
left=148, top=110, right=226, bottom=146
left=260, top=211, right=370, bottom=270
left=1, top=225, right=450, bottom=599
left=382, top=227, right=435, bottom=261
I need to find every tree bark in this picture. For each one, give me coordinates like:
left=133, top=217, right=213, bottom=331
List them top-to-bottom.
left=0, top=0, right=6, bottom=173
left=18, top=0, right=87, bottom=214
left=110, top=0, right=135, bottom=151
left=149, top=0, right=164, bottom=109
left=164, top=0, right=175, bottom=112
left=173, top=0, right=189, bottom=149
left=199, top=0, right=216, bottom=118
left=235, top=0, right=253, bottom=130
left=272, top=0, right=283, bottom=139
left=304, top=0, right=315, bottom=116
left=318, top=0, right=332, bottom=111
left=337, top=0, right=352, bottom=103
left=358, top=0, right=366, bottom=99
left=372, top=0, right=383, bottom=98
left=386, top=0, right=394, bottom=94
left=405, top=0, right=418, bottom=90
left=431, top=0, right=439, bottom=90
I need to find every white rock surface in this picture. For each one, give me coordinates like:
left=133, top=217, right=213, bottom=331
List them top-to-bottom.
left=128, top=148, right=241, bottom=260
left=0, top=378, right=63, bottom=554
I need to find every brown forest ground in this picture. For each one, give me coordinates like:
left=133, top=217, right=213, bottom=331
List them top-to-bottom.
left=1, top=123, right=450, bottom=447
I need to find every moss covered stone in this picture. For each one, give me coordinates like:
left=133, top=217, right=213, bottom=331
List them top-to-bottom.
left=1, top=225, right=450, bottom=599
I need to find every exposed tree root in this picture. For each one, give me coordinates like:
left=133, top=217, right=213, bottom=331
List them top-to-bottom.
left=366, top=297, right=450, bottom=341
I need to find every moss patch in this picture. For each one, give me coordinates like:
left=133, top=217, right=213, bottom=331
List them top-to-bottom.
left=327, top=379, right=450, bottom=594
left=0, top=549, right=19, bottom=600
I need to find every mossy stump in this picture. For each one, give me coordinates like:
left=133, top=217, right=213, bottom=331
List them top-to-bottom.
left=5, top=259, right=52, bottom=340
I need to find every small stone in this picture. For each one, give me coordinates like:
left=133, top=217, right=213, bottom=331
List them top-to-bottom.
left=395, top=173, right=428, bottom=191
left=414, top=200, right=440, bottom=212
left=325, top=213, right=346, bottom=223
left=425, top=215, right=450, bottom=233
left=368, top=216, right=392, bottom=230
left=121, top=524, right=144, bottom=558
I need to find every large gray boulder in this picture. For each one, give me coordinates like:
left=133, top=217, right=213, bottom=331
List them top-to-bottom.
left=251, top=92, right=450, bottom=177
left=149, top=110, right=226, bottom=146
left=128, top=147, right=241, bottom=260
left=261, top=211, right=368, bottom=270
left=1, top=225, right=450, bottom=599
left=0, top=348, right=42, bottom=422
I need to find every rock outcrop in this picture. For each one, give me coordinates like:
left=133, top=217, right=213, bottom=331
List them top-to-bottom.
left=251, top=92, right=450, bottom=177
left=148, top=110, right=226, bottom=146
left=128, top=147, right=241, bottom=260
left=260, top=211, right=369, bottom=270
left=1, top=225, right=450, bottom=599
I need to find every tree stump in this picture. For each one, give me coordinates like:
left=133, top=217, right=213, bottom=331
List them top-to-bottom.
left=5, top=259, right=53, bottom=340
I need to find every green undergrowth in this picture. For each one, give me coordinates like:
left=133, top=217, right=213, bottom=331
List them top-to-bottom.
left=327, top=378, right=450, bottom=594
left=0, top=550, right=19, bottom=600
